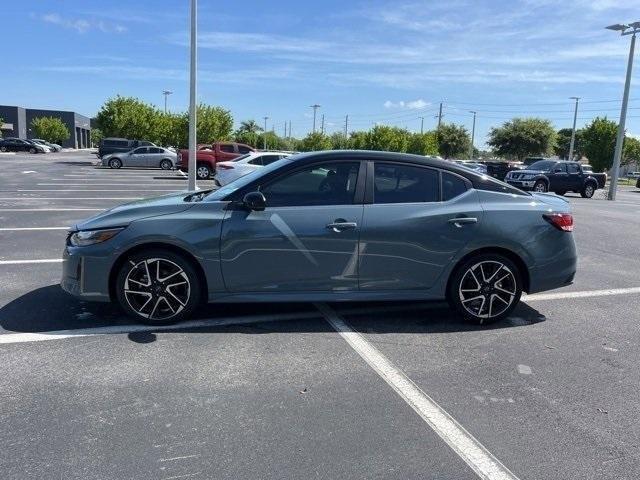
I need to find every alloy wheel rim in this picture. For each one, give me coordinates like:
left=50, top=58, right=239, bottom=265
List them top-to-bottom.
left=161, top=160, right=171, bottom=170
left=197, top=167, right=209, bottom=178
left=535, top=183, right=546, bottom=192
left=585, top=185, right=593, bottom=196
left=124, top=258, right=190, bottom=320
left=459, top=261, right=516, bottom=320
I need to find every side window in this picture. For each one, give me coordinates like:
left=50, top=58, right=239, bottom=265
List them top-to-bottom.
left=220, top=144, right=235, bottom=153
left=238, top=145, right=252, bottom=154
left=132, top=147, right=148, bottom=154
left=149, top=147, right=163, bottom=154
left=262, top=155, right=280, bottom=165
left=248, top=157, right=263, bottom=166
left=261, top=162, right=360, bottom=207
left=373, top=163, right=439, bottom=204
left=554, top=163, right=567, bottom=173
left=567, top=163, right=580, bottom=174
left=442, top=172, right=468, bottom=201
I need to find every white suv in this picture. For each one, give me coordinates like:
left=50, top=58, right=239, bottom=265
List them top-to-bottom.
left=215, top=151, right=293, bottom=186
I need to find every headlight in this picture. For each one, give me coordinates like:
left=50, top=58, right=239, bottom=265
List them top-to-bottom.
left=522, top=174, right=534, bottom=180
left=69, top=228, right=124, bottom=246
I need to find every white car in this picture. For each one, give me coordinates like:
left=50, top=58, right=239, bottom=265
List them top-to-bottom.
left=215, top=151, right=293, bottom=186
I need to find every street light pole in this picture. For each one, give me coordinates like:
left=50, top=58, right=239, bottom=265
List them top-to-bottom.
left=187, top=0, right=197, bottom=191
left=606, top=21, right=640, bottom=201
left=162, top=90, right=173, bottom=113
left=568, top=97, right=580, bottom=161
left=310, top=104, right=321, bottom=133
left=468, top=111, right=476, bottom=160
left=263, top=116, right=269, bottom=150
left=419, top=116, right=424, bottom=134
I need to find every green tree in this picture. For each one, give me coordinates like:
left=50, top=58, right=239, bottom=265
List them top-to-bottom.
left=95, top=96, right=157, bottom=140
left=196, top=104, right=233, bottom=144
left=30, top=117, right=71, bottom=144
left=581, top=117, right=618, bottom=172
left=488, top=118, right=556, bottom=161
left=234, top=119, right=263, bottom=147
left=436, top=123, right=471, bottom=158
left=364, top=125, right=409, bottom=152
left=553, top=127, right=584, bottom=160
left=91, top=128, right=104, bottom=147
left=348, top=131, right=369, bottom=150
left=298, top=132, right=332, bottom=151
left=329, top=132, right=350, bottom=150
left=407, top=132, right=439, bottom=156
left=623, top=136, right=640, bottom=165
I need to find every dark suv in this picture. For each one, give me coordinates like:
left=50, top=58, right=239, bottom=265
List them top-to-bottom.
left=98, top=138, right=156, bottom=158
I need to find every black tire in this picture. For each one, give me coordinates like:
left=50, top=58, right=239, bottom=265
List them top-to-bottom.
left=0, top=146, right=7, bottom=152
left=29, top=147, right=37, bottom=154
left=109, top=158, right=122, bottom=169
left=159, top=159, right=173, bottom=170
left=196, top=164, right=211, bottom=180
left=533, top=180, right=548, bottom=193
left=581, top=182, right=596, bottom=198
left=555, top=191, right=566, bottom=196
left=115, top=249, right=202, bottom=325
left=447, top=253, right=522, bottom=325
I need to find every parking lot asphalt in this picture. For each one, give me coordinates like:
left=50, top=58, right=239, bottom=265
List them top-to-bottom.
left=1, top=151, right=639, bottom=479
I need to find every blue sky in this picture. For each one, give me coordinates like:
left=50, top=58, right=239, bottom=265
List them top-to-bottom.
left=4, top=0, right=640, bottom=146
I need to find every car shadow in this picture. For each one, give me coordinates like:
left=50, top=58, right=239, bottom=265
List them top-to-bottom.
left=53, top=161, right=97, bottom=166
left=0, top=284, right=545, bottom=337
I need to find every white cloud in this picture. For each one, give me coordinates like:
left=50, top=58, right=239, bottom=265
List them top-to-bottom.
left=39, top=12, right=127, bottom=34
left=384, top=99, right=430, bottom=109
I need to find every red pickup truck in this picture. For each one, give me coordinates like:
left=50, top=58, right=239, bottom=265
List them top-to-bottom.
left=177, top=142, right=255, bottom=179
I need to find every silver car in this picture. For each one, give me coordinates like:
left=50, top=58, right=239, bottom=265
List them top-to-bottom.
left=102, top=146, right=177, bottom=170
left=62, top=150, right=577, bottom=325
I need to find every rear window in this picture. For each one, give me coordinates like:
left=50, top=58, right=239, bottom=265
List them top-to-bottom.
left=220, top=144, right=235, bottom=153
left=238, top=146, right=252, bottom=154
left=528, top=160, right=556, bottom=171
left=374, top=163, right=439, bottom=204
left=582, top=165, right=593, bottom=172
left=442, top=172, right=468, bottom=201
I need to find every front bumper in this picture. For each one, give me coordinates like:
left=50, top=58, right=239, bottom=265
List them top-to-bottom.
left=506, top=180, right=535, bottom=190
left=60, top=247, right=111, bottom=302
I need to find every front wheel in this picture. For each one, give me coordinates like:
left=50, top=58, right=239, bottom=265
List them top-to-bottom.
left=0, top=146, right=7, bottom=152
left=29, top=147, right=37, bottom=154
left=109, top=158, right=122, bottom=169
left=159, top=159, right=173, bottom=170
left=196, top=164, right=211, bottom=179
left=533, top=181, right=548, bottom=193
left=581, top=182, right=595, bottom=198
left=115, top=249, right=201, bottom=325
left=448, top=254, right=522, bottom=325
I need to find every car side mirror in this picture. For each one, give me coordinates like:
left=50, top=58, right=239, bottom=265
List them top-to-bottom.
left=243, top=191, right=266, bottom=211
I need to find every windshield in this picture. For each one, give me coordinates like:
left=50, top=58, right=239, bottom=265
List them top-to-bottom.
left=205, top=158, right=292, bottom=200
left=528, top=160, right=556, bottom=171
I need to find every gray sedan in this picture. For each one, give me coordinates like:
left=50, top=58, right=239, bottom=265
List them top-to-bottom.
left=102, top=146, right=177, bottom=170
left=62, top=150, right=577, bottom=325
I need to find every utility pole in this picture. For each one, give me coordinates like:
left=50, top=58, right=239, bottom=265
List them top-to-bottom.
left=187, top=0, right=197, bottom=191
left=606, top=21, right=640, bottom=200
left=162, top=90, right=173, bottom=113
left=568, top=97, right=580, bottom=161
left=437, top=102, right=443, bottom=130
left=310, top=104, right=321, bottom=132
left=469, top=111, right=477, bottom=160
left=320, top=114, right=325, bottom=134
left=344, top=115, right=349, bottom=136
left=263, top=116, right=269, bottom=150
left=419, top=116, right=425, bottom=134
left=288, top=121, right=292, bottom=141
left=283, top=122, right=286, bottom=138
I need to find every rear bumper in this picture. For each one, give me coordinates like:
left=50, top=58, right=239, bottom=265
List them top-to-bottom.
left=527, top=250, right=577, bottom=294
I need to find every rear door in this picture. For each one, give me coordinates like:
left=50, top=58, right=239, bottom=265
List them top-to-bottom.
left=218, top=143, right=237, bottom=162
left=128, top=147, right=149, bottom=167
left=148, top=147, right=164, bottom=167
left=359, top=162, right=482, bottom=290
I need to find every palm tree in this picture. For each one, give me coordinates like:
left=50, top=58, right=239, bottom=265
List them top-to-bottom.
left=238, top=119, right=262, bottom=135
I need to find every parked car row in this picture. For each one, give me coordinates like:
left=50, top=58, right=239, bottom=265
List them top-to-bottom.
left=0, top=137, right=62, bottom=153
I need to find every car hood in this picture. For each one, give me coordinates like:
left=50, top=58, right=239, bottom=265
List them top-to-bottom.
left=511, top=169, right=547, bottom=175
left=73, top=191, right=197, bottom=231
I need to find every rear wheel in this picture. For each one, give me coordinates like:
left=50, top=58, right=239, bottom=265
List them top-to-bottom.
left=29, top=147, right=37, bottom=154
left=109, top=158, right=122, bottom=169
left=159, top=159, right=173, bottom=170
left=196, top=164, right=211, bottom=180
left=533, top=181, right=547, bottom=193
left=581, top=182, right=595, bottom=198
left=115, top=249, right=201, bottom=325
left=448, top=253, right=522, bottom=325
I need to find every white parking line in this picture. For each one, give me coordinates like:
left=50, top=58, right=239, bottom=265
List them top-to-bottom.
left=37, top=183, right=184, bottom=186
left=18, top=189, right=181, bottom=192
left=0, top=197, right=142, bottom=200
left=0, top=208, right=103, bottom=212
left=0, top=227, right=68, bottom=231
left=0, top=259, right=62, bottom=265
left=524, top=287, right=640, bottom=302
left=315, top=303, right=519, bottom=480
left=0, top=311, right=324, bottom=345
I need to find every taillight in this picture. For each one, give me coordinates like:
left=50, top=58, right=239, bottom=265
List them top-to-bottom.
left=218, top=164, right=234, bottom=170
left=543, top=213, right=573, bottom=232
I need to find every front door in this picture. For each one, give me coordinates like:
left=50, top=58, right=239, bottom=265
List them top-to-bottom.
left=129, top=147, right=149, bottom=167
left=220, top=161, right=363, bottom=292
left=549, top=162, right=569, bottom=191
left=359, top=163, right=482, bottom=290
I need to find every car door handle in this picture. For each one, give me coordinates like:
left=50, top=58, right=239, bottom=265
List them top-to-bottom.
left=448, top=217, right=478, bottom=227
left=326, top=221, right=357, bottom=232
